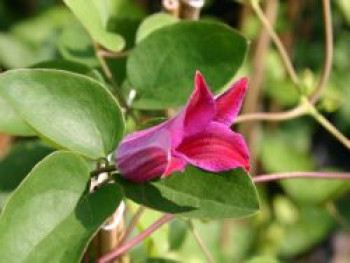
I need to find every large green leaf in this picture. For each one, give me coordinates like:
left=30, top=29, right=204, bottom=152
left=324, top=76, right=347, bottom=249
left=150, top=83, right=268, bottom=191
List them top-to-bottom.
left=63, top=0, right=125, bottom=52
left=135, top=13, right=179, bottom=44
left=127, top=21, right=248, bottom=109
left=0, top=69, right=125, bottom=159
left=0, top=95, right=35, bottom=135
left=0, top=141, right=53, bottom=209
left=0, top=151, right=123, bottom=263
left=116, top=167, right=259, bottom=219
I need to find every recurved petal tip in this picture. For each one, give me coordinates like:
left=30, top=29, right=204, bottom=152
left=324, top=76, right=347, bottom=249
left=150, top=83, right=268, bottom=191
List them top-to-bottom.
left=214, top=77, right=248, bottom=126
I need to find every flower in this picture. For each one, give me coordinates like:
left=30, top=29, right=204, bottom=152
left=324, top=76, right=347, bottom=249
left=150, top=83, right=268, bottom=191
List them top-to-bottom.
left=116, top=71, right=250, bottom=182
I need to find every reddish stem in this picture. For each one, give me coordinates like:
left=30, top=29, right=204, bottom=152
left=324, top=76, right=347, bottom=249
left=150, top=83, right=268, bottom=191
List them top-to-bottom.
left=253, top=171, right=350, bottom=184
left=97, top=214, right=174, bottom=263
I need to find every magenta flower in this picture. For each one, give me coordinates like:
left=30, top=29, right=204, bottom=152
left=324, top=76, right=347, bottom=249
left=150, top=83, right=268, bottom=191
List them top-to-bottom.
left=116, top=72, right=250, bottom=182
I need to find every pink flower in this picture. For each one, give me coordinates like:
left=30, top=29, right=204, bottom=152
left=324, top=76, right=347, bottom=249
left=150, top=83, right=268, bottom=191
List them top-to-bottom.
left=116, top=71, right=250, bottom=182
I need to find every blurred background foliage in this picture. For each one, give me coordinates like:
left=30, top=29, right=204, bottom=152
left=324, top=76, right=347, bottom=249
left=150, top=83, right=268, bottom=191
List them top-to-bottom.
left=0, top=0, right=349, bottom=262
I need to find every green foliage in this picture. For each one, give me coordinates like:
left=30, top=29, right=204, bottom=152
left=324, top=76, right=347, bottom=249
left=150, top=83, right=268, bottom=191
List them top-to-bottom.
left=63, top=0, right=125, bottom=51
left=136, top=13, right=179, bottom=44
left=127, top=21, right=247, bottom=109
left=57, top=23, right=98, bottom=67
left=0, top=69, right=124, bottom=159
left=260, top=126, right=348, bottom=204
left=0, top=141, right=53, bottom=209
left=0, top=151, right=123, bottom=262
left=116, top=167, right=259, bottom=219
left=169, top=219, right=188, bottom=251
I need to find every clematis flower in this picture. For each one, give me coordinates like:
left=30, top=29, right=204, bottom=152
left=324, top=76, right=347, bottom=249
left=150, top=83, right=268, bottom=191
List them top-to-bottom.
left=116, top=71, right=250, bottom=182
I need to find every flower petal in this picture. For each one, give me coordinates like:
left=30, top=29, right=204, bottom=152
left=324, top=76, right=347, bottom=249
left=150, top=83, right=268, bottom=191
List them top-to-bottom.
left=182, top=71, right=215, bottom=138
left=214, top=77, right=248, bottom=125
left=176, top=122, right=250, bottom=172
left=116, top=127, right=171, bottom=182
left=163, top=154, right=187, bottom=177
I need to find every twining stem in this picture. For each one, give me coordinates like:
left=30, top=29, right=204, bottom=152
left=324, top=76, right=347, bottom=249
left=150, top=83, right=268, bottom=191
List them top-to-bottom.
left=250, top=0, right=300, bottom=88
left=310, top=0, right=333, bottom=103
left=92, top=41, right=137, bottom=121
left=98, top=49, right=130, bottom=58
left=307, top=101, right=350, bottom=150
left=235, top=104, right=306, bottom=123
left=253, top=171, right=350, bottom=184
left=119, top=206, right=146, bottom=245
left=97, top=214, right=174, bottom=263
left=188, top=221, right=215, bottom=263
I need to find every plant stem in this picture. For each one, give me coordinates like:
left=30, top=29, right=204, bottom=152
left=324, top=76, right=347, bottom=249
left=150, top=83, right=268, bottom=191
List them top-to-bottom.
left=250, top=0, right=300, bottom=89
left=310, top=0, right=333, bottom=103
left=92, top=41, right=137, bottom=122
left=98, top=49, right=130, bottom=58
left=307, top=102, right=350, bottom=150
left=235, top=104, right=306, bottom=123
left=91, top=164, right=117, bottom=177
left=253, top=171, right=350, bottom=184
left=119, top=206, right=146, bottom=245
left=97, top=214, right=174, bottom=263
left=188, top=221, right=215, bottom=263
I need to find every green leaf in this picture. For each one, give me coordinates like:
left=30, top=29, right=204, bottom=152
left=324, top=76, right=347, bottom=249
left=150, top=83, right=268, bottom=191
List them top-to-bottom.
left=63, top=0, right=125, bottom=52
left=136, top=13, right=179, bottom=44
left=127, top=21, right=248, bottom=109
left=57, top=23, right=98, bottom=67
left=0, top=33, right=37, bottom=68
left=32, top=59, right=104, bottom=83
left=0, top=69, right=124, bottom=159
left=0, top=95, right=35, bottom=135
left=0, top=141, right=53, bottom=209
left=0, top=151, right=123, bottom=262
left=116, top=167, right=259, bottom=219
left=334, top=194, right=350, bottom=227
left=277, top=205, right=334, bottom=257
left=169, top=219, right=188, bottom=251
left=247, top=256, right=280, bottom=263
left=146, top=259, right=180, bottom=263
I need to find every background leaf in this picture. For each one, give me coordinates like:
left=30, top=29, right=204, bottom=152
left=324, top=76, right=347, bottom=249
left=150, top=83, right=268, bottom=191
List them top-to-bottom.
left=63, top=0, right=125, bottom=52
left=127, top=21, right=248, bottom=109
left=0, top=69, right=124, bottom=159
left=0, top=141, right=53, bottom=209
left=0, top=151, right=123, bottom=262
left=117, top=167, right=259, bottom=219
left=168, top=219, right=188, bottom=251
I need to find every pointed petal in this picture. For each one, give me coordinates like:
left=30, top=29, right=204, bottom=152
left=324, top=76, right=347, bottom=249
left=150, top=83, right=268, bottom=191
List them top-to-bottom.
left=182, top=71, right=216, bottom=138
left=214, top=77, right=248, bottom=125
left=176, top=122, right=250, bottom=172
left=116, top=127, right=171, bottom=182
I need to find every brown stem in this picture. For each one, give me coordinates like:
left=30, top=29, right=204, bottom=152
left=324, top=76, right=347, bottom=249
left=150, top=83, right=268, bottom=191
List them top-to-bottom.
left=162, top=0, right=180, bottom=17
left=179, top=0, right=204, bottom=20
left=239, top=0, right=278, bottom=173
left=250, top=0, right=300, bottom=89
left=309, top=0, right=333, bottom=103
left=92, top=41, right=137, bottom=122
left=98, top=50, right=130, bottom=59
left=235, top=104, right=306, bottom=124
left=253, top=171, right=350, bottom=184
left=119, top=206, right=146, bottom=245
left=98, top=214, right=174, bottom=263
left=188, top=221, right=215, bottom=263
